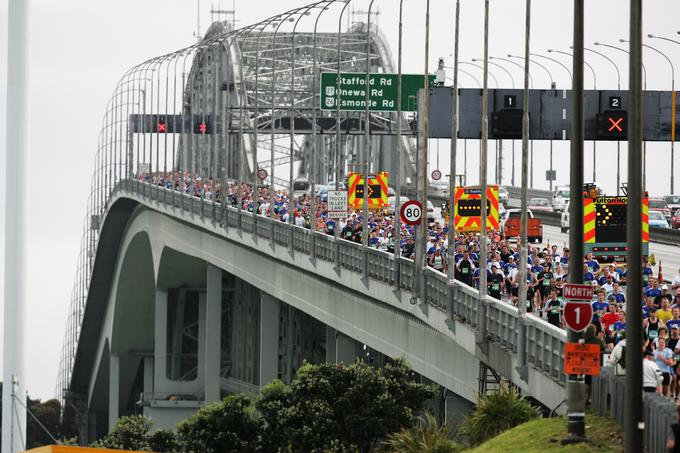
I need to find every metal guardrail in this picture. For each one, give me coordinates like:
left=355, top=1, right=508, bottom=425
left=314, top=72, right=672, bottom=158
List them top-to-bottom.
left=121, top=180, right=568, bottom=394
left=592, top=367, right=676, bottom=453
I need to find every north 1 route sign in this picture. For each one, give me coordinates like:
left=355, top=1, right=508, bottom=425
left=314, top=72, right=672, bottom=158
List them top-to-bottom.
left=320, top=72, right=434, bottom=112
left=563, top=283, right=594, bottom=333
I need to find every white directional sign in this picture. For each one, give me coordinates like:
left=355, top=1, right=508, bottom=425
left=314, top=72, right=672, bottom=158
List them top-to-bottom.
left=327, top=190, right=348, bottom=219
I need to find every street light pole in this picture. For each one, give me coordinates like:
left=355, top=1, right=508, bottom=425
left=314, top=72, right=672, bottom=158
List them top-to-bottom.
left=447, top=0, right=461, bottom=324
left=477, top=0, right=490, bottom=353
left=517, top=0, right=531, bottom=382
left=563, top=0, right=586, bottom=444
left=625, top=1, right=644, bottom=451
left=643, top=37, right=676, bottom=193
left=594, top=41, right=648, bottom=189
left=583, top=46, right=622, bottom=194
left=548, top=49, right=597, bottom=183
left=509, top=54, right=556, bottom=188
left=490, top=56, right=535, bottom=188
left=474, top=58, right=514, bottom=185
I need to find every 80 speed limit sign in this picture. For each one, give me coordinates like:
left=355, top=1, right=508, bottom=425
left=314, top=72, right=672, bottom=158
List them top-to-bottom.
left=400, top=200, right=423, bottom=226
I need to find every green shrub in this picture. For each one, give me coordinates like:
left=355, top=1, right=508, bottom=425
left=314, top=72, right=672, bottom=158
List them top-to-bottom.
left=256, top=359, right=436, bottom=453
left=458, top=386, right=539, bottom=446
left=175, top=394, right=261, bottom=453
left=379, top=412, right=463, bottom=453
left=91, top=415, right=177, bottom=452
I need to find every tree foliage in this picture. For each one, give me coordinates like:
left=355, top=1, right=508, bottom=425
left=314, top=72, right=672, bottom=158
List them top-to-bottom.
left=256, top=358, right=436, bottom=453
left=458, top=386, right=540, bottom=446
left=176, top=394, right=261, bottom=453
left=91, top=415, right=178, bottom=452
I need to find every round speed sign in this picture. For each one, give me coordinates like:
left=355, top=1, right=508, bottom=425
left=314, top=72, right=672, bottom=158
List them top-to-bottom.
left=257, top=168, right=268, bottom=181
left=431, top=169, right=442, bottom=181
left=400, top=200, right=423, bottom=226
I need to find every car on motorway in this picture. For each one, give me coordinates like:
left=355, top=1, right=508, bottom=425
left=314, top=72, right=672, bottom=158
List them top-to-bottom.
left=293, top=177, right=311, bottom=196
left=429, top=180, right=449, bottom=198
left=498, top=186, right=509, bottom=207
left=552, top=186, right=570, bottom=212
left=383, top=195, right=410, bottom=216
left=664, top=195, right=680, bottom=211
left=527, top=197, right=553, bottom=212
left=649, top=198, right=672, bottom=222
left=426, top=200, right=436, bottom=223
left=560, top=201, right=570, bottom=233
left=500, top=208, right=543, bottom=243
left=672, top=209, right=680, bottom=229
left=649, top=210, right=670, bottom=228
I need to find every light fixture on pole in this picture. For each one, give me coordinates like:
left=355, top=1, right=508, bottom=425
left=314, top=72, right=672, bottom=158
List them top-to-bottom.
left=642, top=35, right=676, bottom=193
left=594, top=41, right=648, bottom=189
left=547, top=49, right=598, bottom=183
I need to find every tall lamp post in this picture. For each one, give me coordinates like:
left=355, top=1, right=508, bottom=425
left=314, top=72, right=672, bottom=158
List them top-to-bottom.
left=637, top=37, right=676, bottom=193
left=594, top=41, right=648, bottom=189
left=582, top=45, right=622, bottom=194
left=547, top=49, right=598, bottom=183
left=509, top=53, right=555, bottom=188
left=490, top=56, right=535, bottom=187
left=473, top=57, right=515, bottom=184
left=460, top=61, right=500, bottom=185
left=444, top=65, right=481, bottom=179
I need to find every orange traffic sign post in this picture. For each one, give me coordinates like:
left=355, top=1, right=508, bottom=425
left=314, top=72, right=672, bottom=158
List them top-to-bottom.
left=564, top=342, right=601, bottom=376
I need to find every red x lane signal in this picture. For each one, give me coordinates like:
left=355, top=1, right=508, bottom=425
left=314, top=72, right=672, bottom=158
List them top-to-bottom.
left=597, top=110, right=627, bottom=140
left=608, top=117, right=623, bottom=132
left=157, top=121, right=167, bottom=133
left=198, top=122, right=208, bottom=134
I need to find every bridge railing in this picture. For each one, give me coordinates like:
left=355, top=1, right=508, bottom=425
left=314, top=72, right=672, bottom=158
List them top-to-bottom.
left=116, top=180, right=567, bottom=393
left=593, top=367, right=676, bottom=453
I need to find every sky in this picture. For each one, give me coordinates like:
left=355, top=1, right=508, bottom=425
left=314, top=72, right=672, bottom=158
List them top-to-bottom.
left=0, top=0, right=679, bottom=400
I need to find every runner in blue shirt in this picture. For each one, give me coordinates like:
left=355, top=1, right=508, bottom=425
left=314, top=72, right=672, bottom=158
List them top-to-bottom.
left=591, top=290, right=609, bottom=335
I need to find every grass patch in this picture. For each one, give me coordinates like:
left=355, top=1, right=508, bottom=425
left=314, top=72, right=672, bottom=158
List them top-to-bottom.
left=465, top=414, right=623, bottom=453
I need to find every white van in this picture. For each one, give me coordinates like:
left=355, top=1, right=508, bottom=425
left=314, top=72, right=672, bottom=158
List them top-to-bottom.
left=552, top=185, right=570, bottom=213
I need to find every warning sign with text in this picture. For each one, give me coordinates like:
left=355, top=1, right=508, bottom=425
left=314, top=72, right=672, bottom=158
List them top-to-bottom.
left=564, top=342, right=601, bottom=376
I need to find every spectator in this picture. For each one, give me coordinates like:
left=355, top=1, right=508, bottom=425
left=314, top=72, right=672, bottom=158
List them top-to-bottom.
left=610, top=332, right=627, bottom=376
left=643, top=348, right=663, bottom=394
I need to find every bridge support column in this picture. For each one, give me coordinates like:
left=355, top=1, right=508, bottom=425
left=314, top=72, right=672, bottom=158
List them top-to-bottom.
left=205, top=265, right=222, bottom=403
left=154, top=290, right=168, bottom=395
left=260, top=293, right=280, bottom=386
left=325, top=327, right=337, bottom=363
left=336, top=332, right=360, bottom=365
left=108, top=353, right=120, bottom=432
left=143, top=356, right=154, bottom=401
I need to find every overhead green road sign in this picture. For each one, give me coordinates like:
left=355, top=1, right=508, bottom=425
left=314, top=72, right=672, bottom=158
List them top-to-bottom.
left=320, top=72, right=434, bottom=112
